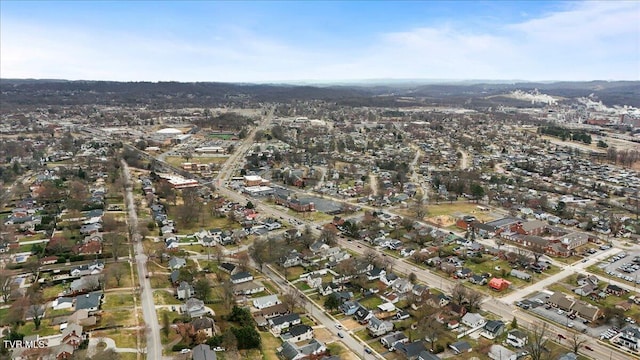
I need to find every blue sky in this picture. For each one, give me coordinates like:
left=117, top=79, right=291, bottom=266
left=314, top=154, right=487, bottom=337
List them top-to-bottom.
left=1, top=1, right=639, bottom=82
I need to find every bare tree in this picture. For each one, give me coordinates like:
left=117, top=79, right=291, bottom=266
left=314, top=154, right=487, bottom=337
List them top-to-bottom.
left=249, top=239, right=268, bottom=271
left=363, top=248, right=380, bottom=267
left=237, top=252, right=250, bottom=271
left=109, top=264, right=125, bottom=287
left=0, top=270, right=12, bottom=303
left=221, top=281, right=235, bottom=311
left=450, top=283, right=468, bottom=306
left=281, top=288, right=302, bottom=313
left=466, top=288, right=484, bottom=312
left=27, top=292, right=45, bottom=330
left=525, top=322, right=550, bottom=360
left=568, top=331, right=588, bottom=355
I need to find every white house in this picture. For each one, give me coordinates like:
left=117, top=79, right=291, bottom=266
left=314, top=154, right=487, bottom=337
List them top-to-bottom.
left=230, top=271, right=254, bottom=284
left=253, top=295, right=281, bottom=310
left=52, top=297, right=74, bottom=311
left=461, top=312, right=486, bottom=328
left=269, top=313, right=301, bottom=334
left=368, top=317, right=394, bottom=337
left=506, top=329, right=528, bottom=348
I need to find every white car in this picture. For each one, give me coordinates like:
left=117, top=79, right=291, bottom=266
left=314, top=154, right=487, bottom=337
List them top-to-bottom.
left=568, top=322, right=574, bottom=328
left=335, top=323, right=343, bottom=329
left=213, top=347, right=225, bottom=352
left=180, top=349, right=191, bottom=354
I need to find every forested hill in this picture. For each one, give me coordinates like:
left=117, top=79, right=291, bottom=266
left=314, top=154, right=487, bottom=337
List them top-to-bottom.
left=1, top=79, right=638, bottom=109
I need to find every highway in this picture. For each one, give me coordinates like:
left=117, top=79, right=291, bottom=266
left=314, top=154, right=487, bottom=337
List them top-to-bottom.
left=122, top=160, right=165, bottom=360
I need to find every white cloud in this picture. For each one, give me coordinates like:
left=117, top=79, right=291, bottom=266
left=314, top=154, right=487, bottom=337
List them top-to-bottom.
left=1, top=2, right=638, bottom=81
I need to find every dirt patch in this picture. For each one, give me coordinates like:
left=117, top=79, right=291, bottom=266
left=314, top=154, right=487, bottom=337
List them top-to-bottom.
left=427, top=215, right=455, bottom=227
left=339, top=318, right=363, bottom=331
left=313, top=327, right=334, bottom=343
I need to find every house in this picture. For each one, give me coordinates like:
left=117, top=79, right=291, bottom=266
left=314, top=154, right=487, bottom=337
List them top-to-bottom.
left=558, top=232, right=590, bottom=250
left=309, top=241, right=330, bottom=253
left=281, top=251, right=302, bottom=268
left=168, top=256, right=187, bottom=270
left=218, top=262, right=238, bottom=274
left=367, top=267, right=386, bottom=281
left=456, top=268, right=473, bottom=279
left=510, top=269, right=531, bottom=281
left=170, top=270, right=180, bottom=285
left=230, top=271, right=253, bottom=284
left=381, top=272, right=399, bottom=286
left=469, top=274, right=488, bottom=285
left=70, top=275, right=101, bottom=293
left=577, top=275, right=599, bottom=287
left=488, top=278, right=511, bottom=291
left=393, top=279, right=413, bottom=294
left=177, top=281, right=195, bottom=300
left=234, top=281, right=265, bottom=295
left=318, top=282, right=341, bottom=296
left=574, top=283, right=597, bottom=297
left=606, top=284, right=625, bottom=297
left=75, top=292, right=102, bottom=313
left=547, top=292, right=575, bottom=311
left=426, top=293, right=450, bottom=308
left=253, top=294, right=281, bottom=310
left=52, top=297, right=74, bottom=311
left=183, top=298, right=208, bottom=318
left=340, top=301, right=359, bottom=316
left=573, top=302, right=602, bottom=322
left=257, top=303, right=290, bottom=319
left=354, top=305, right=373, bottom=324
left=396, top=310, right=411, bottom=320
left=461, top=312, right=486, bottom=328
left=269, top=313, right=301, bottom=334
left=368, top=316, right=394, bottom=337
left=191, top=317, right=216, bottom=338
left=482, top=320, right=505, bottom=339
left=61, top=323, right=83, bottom=347
left=281, top=324, right=313, bottom=343
left=617, top=325, right=640, bottom=351
left=506, top=329, right=528, bottom=348
left=380, top=331, right=408, bottom=349
left=280, top=339, right=327, bottom=360
left=449, top=340, right=472, bottom=354
left=395, top=341, right=427, bottom=360
left=192, top=344, right=217, bottom=360
left=488, top=344, right=516, bottom=360
left=417, top=351, right=440, bottom=360
left=558, top=353, right=578, bottom=360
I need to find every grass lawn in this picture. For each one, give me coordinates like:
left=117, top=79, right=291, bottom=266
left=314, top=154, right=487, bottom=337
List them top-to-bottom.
left=104, top=262, right=135, bottom=289
left=284, top=266, right=306, bottom=281
left=149, top=274, right=172, bottom=289
left=295, top=282, right=311, bottom=291
left=42, top=283, right=67, bottom=300
left=154, top=290, right=181, bottom=305
left=103, top=293, right=135, bottom=310
left=358, top=296, right=384, bottom=309
left=0, top=308, right=9, bottom=326
left=157, top=308, right=186, bottom=328
left=102, top=309, right=139, bottom=327
left=19, top=320, right=59, bottom=337
left=95, top=328, right=140, bottom=349
left=354, top=328, right=373, bottom=341
left=260, top=331, right=282, bottom=360
left=327, top=343, right=346, bottom=357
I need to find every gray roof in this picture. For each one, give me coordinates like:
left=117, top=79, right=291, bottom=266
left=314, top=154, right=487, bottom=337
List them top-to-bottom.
left=75, top=292, right=102, bottom=310
left=270, top=313, right=300, bottom=326
left=286, top=324, right=312, bottom=337
left=450, top=340, right=471, bottom=353
left=192, top=344, right=217, bottom=360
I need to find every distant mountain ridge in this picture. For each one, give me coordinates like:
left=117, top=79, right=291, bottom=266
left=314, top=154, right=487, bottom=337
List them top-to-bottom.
left=1, top=79, right=638, bottom=108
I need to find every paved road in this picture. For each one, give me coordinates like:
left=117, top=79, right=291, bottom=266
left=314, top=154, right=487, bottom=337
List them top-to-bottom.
left=122, top=160, right=164, bottom=360
left=336, top=237, right=633, bottom=360
left=262, top=264, right=382, bottom=359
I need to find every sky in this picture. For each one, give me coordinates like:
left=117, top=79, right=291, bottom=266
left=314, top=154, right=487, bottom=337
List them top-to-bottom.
left=1, top=1, right=639, bottom=83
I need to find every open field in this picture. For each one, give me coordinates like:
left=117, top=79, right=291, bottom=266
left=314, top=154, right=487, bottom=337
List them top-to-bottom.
left=164, top=156, right=229, bottom=168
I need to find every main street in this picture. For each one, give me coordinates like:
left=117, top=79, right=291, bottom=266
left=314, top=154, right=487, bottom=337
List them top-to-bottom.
left=122, top=160, right=165, bottom=360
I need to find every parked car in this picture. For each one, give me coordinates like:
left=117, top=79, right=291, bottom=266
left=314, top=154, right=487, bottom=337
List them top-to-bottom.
left=338, top=332, right=344, bottom=338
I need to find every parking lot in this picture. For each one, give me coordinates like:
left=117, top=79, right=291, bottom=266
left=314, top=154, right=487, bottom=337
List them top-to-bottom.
left=597, top=250, right=640, bottom=285
left=519, top=292, right=610, bottom=337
